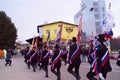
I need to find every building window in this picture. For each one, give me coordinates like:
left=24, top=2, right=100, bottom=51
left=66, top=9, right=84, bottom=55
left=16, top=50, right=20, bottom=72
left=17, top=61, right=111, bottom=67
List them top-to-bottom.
left=93, top=2, right=98, bottom=6
left=102, top=7, right=105, bottom=12
left=94, top=8, right=98, bottom=12
left=94, top=14, right=99, bottom=19
left=103, top=14, right=105, bottom=18
left=95, top=22, right=100, bottom=27
left=96, top=27, right=101, bottom=34
left=96, top=28, right=99, bottom=33
left=46, top=30, right=49, bottom=34
left=54, top=30, right=57, bottom=34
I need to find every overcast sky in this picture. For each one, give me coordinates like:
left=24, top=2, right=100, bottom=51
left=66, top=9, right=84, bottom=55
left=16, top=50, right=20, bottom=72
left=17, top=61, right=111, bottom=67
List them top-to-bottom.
left=0, top=0, right=120, bottom=43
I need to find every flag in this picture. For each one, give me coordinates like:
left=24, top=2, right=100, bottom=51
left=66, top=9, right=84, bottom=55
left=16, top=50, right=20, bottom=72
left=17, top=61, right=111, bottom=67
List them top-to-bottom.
left=101, top=3, right=115, bottom=34
left=101, top=3, right=115, bottom=40
left=77, top=16, right=82, bottom=43
left=54, top=24, right=63, bottom=43
left=39, top=27, right=43, bottom=38
left=47, top=30, right=50, bottom=46
left=89, top=31, right=94, bottom=41
left=30, top=37, right=35, bottom=50
left=32, top=37, right=35, bottom=46
left=34, top=37, right=38, bottom=49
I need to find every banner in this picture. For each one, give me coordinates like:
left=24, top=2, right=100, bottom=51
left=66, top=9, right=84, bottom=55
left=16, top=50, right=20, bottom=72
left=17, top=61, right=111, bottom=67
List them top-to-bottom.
left=77, top=16, right=82, bottom=43
left=54, top=24, right=63, bottom=43
left=39, top=27, right=43, bottom=38
left=47, top=30, right=50, bottom=46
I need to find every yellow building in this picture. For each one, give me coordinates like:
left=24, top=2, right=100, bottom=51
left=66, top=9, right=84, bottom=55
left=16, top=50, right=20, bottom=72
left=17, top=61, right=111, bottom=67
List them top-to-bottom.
left=37, top=21, right=78, bottom=42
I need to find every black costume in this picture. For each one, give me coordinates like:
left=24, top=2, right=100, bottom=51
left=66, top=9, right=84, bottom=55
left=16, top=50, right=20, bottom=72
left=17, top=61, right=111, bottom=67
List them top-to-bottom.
left=87, top=34, right=112, bottom=80
left=67, top=37, right=81, bottom=80
left=51, top=44, right=62, bottom=80
left=87, top=44, right=97, bottom=80
left=96, top=45, right=112, bottom=79
left=41, top=46, right=49, bottom=77
left=62, top=47, right=68, bottom=65
left=26, top=49, right=35, bottom=69
left=30, top=50, right=39, bottom=72
left=116, top=51, right=120, bottom=66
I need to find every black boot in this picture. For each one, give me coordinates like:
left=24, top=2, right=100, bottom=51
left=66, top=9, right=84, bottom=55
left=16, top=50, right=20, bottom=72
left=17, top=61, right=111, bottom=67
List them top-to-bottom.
left=33, top=65, right=36, bottom=72
left=45, top=72, right=48, bottom=77
left=57, top=75, right=61, bottom=80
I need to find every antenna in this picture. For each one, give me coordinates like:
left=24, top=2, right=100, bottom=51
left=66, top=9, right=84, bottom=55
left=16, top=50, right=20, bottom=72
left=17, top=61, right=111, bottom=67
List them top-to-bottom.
left=108, top=3, right=111, bottom=10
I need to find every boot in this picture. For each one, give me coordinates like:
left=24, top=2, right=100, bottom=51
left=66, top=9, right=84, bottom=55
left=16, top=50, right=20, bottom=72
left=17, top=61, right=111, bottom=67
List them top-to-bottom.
left=33, top=66, right=36, bottom=72
left=45, top=71, right=48, bottom=78
left=57, top=75, right=61, bottom=80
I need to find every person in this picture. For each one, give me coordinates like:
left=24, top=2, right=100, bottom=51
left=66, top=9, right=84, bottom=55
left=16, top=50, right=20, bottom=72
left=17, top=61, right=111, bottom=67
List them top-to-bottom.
left=96, top=34, right=112, bottom=80
left=67, top=37, right=81, bottom=80
left=86, top=43, right=98, bottom=80
left=40, top=44, right=50, bottom=77
left=51, top=44, right=62, bottom=80
left=24, top=46, right=29, bottom=64
left=61, top=46, right=68, bottom=65
left=27, top=47, right=35, bottom=69
left=81, top=47, right=86, bottom=62
left=30, top=48, right=39, bottom=72
left=3, top=49, right=7, bottom=59
left=5, top=49, right=12, bottom=66
left=116, top=50, right=120, bottom=66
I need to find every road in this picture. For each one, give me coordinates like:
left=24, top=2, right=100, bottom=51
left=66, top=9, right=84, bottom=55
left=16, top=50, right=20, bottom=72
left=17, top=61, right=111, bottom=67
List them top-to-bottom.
left=0, top=55, right=120, bottom=80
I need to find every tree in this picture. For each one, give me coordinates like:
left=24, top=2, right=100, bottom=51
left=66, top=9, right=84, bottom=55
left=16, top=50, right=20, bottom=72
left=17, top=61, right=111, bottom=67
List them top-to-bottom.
left=0, top=11, right=17, bottom=49
left=110, top=38, right=120, bottom=51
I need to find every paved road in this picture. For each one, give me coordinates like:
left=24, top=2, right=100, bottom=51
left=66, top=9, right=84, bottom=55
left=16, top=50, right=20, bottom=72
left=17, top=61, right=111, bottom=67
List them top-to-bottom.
left=0, top=55, right=120, bottom=80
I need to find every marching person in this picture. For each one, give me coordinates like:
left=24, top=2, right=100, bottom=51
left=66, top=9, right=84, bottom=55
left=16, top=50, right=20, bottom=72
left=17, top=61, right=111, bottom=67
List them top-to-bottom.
left=96, top=34, right=112, bottom=80
left=67, top=37, right=81, bottom=80
left=86, top=43, right=98, bottom=80
left=40, top=44, right=50, bottom=77
left=51, top=44, right=62, bottom=80
left=24, top=46, right=29, bottom=64
left=62, top=46, right=68, bottom=65
left=27, top=47, right=35, bottom=69
left=30, top=48, right=39, bottom=72
left=5, top=49, right=12, bottom=66
left=116, top=50, right=120, bottom=67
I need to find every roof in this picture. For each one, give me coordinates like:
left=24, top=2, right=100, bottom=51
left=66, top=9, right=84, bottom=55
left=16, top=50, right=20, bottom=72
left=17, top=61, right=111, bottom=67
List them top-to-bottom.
left=37, top=21, right=78, bottom=33
left=26, top=36, right=42, bottom=44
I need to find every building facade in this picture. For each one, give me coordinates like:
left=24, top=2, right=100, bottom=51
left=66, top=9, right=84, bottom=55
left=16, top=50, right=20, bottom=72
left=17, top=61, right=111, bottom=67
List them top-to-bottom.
left=74, top=0, right=106, bottom=38
left=37, top=21, right=78, bottom=42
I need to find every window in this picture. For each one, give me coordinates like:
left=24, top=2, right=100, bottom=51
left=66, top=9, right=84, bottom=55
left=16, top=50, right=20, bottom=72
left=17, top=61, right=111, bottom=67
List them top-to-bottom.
left=93, top=2, right=98, bottom=6
left=102, top=7, right=105, bottom=12
left=94, top=8, right=98, bottom=12
left=94, top=14, right=99, bottom=19
left=103, top=14, right=105, bottom=18
left=95, top=22, right=100, bottom=27
left=96, top=27, right=102, bottom=34
left=46, top=30, right=49, bottom=34
left=54, top=30, right=57, bottom=34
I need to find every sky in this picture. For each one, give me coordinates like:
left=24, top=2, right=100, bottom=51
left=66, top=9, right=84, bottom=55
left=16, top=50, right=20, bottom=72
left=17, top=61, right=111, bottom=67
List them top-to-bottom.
left=0, top=0, right=120, bottom=43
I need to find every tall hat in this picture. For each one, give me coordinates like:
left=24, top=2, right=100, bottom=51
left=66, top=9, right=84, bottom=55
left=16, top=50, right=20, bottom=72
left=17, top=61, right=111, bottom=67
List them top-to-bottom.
left=97, top=34, right=106, bottom=43
left=71, top=37, right=77, bottom=42
left=44, top=44, right=48, bottom=48
left=54, top=44, right=60, bottom=49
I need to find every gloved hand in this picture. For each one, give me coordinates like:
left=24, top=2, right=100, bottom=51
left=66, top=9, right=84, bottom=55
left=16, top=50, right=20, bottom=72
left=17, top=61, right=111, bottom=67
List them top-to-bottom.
left=69, top=60, right=72, bottom=64
left=51, top=64, right=54, bottom=70
left=99, top=73, right=105, bottom=80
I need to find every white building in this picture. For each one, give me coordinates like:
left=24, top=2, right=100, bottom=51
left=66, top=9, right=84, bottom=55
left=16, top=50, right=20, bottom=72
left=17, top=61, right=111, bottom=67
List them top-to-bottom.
left=74, top=0, right=106, bottom=39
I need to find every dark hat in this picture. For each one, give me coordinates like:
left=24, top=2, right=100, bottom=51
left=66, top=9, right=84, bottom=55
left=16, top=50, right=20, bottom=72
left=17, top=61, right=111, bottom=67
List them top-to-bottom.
left=97, top=34, right=106, bottom=43
left=72, top=37, right=77, bottom=42
left=44, top=44, right=48, bottom=48
left=54, top=44, right=59, bottom=49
